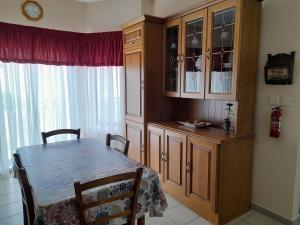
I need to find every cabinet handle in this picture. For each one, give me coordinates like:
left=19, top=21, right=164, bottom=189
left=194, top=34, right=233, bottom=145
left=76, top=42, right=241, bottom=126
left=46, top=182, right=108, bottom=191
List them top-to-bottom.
left=206, top=48, right=210, bottom=60
left=181, top=54, right=185, bottom=63
left=140, top=80, right=144, bottom=90
left=160, top=152, right=165, bottom=161
left=164, top=153, right=168, bottom=162
left=186, top=162, right=191, bottom=173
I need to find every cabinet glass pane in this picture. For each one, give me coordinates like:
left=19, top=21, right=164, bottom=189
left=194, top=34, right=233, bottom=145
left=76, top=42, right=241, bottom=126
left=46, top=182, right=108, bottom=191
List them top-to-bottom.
left=210, top=7, right=235, bottom=94
left=184, top=18, right=204, bottom=93
left=165, top=26, right=179, bottom=92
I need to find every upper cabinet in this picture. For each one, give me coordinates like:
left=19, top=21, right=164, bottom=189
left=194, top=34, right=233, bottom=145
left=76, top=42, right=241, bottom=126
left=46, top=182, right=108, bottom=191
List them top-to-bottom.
left=163, top=0, right=246, bottom=101
left=205, top=0, right=239, bottom=100
left=163, top=10, right=207, bottom=99
left=163, top=19, right=182, bottom=97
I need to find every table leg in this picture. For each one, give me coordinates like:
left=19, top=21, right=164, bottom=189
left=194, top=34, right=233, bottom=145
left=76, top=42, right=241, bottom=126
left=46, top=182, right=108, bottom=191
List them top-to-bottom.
left=137, top=215, right=145, bottom=225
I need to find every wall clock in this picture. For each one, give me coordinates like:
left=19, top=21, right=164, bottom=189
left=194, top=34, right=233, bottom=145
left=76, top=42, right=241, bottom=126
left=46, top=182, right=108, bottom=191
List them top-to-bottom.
left=22, top=1, right=43, bottom=21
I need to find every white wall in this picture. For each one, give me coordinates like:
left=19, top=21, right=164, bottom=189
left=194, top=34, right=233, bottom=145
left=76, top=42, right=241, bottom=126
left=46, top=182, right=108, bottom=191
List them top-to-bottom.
left=0, top=0, right=86, bottom=32
left=85, top=0, right=142, bottom=32
left=152, top=0, right=206, bottom=17
left=253, top=0, right=300, bottom=220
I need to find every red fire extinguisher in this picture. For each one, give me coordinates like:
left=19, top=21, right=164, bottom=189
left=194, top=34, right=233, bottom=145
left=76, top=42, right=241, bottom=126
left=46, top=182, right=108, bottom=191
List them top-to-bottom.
left=270, top=106, right=282, bottom=138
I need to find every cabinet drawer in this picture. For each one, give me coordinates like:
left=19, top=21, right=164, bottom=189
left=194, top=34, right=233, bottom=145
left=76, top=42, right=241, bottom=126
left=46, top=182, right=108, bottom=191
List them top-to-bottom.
left=123, top=22, right=144, bottom=48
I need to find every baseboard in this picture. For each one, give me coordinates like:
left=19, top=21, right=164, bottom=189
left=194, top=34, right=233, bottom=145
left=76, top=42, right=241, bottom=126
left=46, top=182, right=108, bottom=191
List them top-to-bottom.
left=251, top=203, right=300, bottom=225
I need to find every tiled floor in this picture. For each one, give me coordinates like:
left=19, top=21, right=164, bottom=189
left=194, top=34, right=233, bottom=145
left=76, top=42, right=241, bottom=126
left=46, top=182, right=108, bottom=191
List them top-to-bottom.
left=0, top=175, right=287, bottom=225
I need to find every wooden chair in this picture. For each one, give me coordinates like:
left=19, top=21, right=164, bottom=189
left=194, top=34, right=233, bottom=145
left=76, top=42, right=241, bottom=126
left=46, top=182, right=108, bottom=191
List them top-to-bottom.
left=41, top=129, right=80, bottom=144
left=106, top=133, right=129, bottom=156
left=13, top=154, right=35, bottom=225
left=74, top=167, right=143, bottom=225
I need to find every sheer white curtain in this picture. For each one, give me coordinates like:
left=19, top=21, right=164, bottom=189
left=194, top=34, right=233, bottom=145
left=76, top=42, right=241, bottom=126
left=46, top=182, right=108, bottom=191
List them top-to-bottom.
left=0, top=62, right=124, bottom=174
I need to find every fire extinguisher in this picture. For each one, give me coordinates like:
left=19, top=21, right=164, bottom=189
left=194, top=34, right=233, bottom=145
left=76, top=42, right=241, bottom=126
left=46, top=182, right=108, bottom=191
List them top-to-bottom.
left=270, top=106, right=282, bottom=138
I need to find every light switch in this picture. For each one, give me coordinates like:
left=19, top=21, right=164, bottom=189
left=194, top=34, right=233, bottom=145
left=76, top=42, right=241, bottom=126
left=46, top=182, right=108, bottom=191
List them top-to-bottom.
left=269, top=96, right=280, bottom=106
left=282, top=96, right=293, bottom=106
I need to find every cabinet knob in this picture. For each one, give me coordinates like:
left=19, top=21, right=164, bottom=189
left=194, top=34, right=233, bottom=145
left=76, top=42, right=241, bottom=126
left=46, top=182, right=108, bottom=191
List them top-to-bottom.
left=206, top=48, right=210, bottom=60
left=140, top=80, right=144, bottom=90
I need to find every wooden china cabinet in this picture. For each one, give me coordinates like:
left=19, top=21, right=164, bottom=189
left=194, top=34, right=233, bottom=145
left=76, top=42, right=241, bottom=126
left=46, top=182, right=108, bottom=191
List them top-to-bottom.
left=122, top=0, right=261, bottom=224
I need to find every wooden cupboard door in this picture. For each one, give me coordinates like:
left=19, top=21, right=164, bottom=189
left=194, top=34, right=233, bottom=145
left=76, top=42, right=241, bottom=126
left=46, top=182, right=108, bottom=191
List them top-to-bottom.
left=205, top=0, right=240, bottom=100
left=181, top=9, right=207, bottom=99
left=163, top=19, right=182, bottom=97
left=124, top=45, right=144, bottom=123
left=125, top=120, right=145, bottom=164
left=147, top=125, right=164, bottom=179
left=164, top=130, right=186, bottom=195
left=187, top=136, right=219, bottom=212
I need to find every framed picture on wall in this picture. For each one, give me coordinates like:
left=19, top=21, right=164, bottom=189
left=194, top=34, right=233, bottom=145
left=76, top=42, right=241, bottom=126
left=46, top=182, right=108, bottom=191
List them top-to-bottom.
left=264, top=52, right=295, bottom=85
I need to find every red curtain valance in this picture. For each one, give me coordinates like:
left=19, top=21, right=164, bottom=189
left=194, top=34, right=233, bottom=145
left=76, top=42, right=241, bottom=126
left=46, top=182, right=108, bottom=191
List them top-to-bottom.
left=0, top=22, right=123, bottom=66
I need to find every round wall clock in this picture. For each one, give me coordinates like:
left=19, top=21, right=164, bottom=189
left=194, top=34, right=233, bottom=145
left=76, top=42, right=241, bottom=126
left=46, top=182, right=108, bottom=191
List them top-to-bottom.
left=22, top=1, right=43, bottom=21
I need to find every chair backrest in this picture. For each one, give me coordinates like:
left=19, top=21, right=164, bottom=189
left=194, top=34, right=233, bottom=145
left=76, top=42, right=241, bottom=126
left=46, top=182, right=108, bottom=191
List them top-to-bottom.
left=41, top=129, right=80, bottom=144
left=106, top=133, right=129, bottom=156
left=13, top=154, right=35, bottom=225
left=74, top=167, right=143, bottom=225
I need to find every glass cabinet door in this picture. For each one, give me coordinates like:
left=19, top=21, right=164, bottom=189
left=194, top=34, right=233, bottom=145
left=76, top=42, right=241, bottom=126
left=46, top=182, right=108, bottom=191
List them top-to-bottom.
left=206, top=1, right=238, bottom=100
left=181, top=10, right=207, bottom=99
left=163, top=19, right=182, bottom=97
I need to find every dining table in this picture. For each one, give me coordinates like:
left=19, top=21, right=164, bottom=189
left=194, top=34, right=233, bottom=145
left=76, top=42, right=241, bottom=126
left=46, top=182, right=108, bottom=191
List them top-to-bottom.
left=17, top=138, right=168, bottom=225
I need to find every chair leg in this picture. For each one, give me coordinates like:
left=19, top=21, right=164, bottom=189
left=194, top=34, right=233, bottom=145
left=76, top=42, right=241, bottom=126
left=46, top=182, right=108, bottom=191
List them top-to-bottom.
left=23, top=202, right=28, bottom=225
left=137, top=215, right=145, bottom=225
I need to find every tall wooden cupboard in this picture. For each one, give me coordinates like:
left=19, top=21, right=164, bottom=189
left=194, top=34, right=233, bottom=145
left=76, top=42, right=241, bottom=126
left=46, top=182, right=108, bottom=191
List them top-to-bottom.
left=122, top=16, right=165, bottom=164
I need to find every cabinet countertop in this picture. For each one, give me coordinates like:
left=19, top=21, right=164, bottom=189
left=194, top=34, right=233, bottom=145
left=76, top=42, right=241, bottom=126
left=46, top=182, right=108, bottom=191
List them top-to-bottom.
left=148, top=121, right=254, bottom=144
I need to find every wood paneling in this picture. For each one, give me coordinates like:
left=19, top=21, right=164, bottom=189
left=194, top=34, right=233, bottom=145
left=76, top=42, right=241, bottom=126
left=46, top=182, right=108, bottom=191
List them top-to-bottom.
left=123, top=22, right=144, bottom=48
left=124, top=45, right=144, bottom=123
left=125, top=120, right=145, bottom=164
left=147, top=125, right=164, bottom=178
left=164, top=130, right=187, bottom=195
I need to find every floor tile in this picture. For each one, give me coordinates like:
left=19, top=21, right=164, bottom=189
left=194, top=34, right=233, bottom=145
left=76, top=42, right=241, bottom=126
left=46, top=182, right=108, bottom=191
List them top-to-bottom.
left=0, top=176, right=17, bottom=186
left=0, top=183, right=20, bottom=196
left=0, top=192, right=22, bottom=207
left=165, top=194, right=180, bottom=209
left=0, top=202, right=23, bottom=220
left=164, top=204, right=198, bottom=225
left=237, top=210, right=257, bottom=221
left=244, top=212, right=284, bottom=225
left=0, top=213, right=23, bottom=225
left=146, top=215, right=181, bottom=225
left=186, top=217, right=212, bottom=225
left=237, top=222, right=250, bottom=225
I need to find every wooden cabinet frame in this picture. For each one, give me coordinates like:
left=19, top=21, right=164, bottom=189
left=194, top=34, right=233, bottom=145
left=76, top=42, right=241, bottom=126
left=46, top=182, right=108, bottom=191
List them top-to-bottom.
left=205, top=0, right=241, bottom=100
left=181, top=9, right=208, bottom=99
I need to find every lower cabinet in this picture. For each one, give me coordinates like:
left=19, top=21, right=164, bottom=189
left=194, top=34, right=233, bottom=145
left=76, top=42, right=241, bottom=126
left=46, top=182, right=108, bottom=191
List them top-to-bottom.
left=125, top=120, right=145, bottom=164
left=147, top=123, right=254, bottom=225
left=147, top=124, right=218, bottom=221
left=147, top=125, right=164, bottom=178
left=164, top=130, right=187, bottom=195
left=187, top=136, right=218, bottom=212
